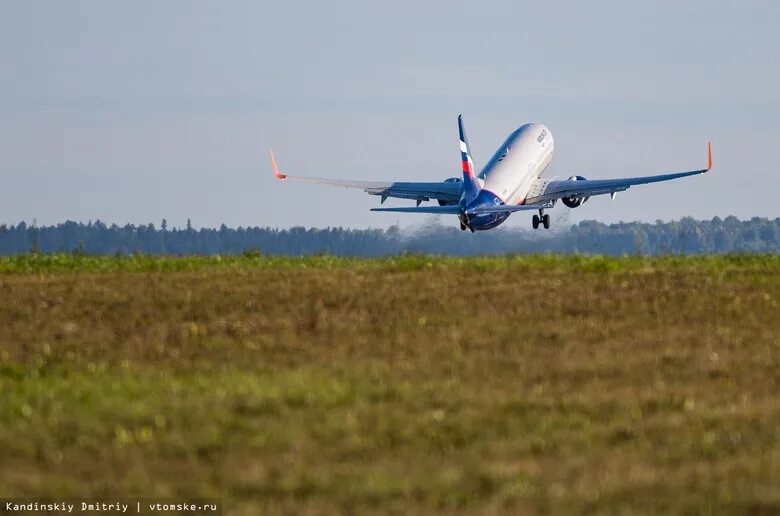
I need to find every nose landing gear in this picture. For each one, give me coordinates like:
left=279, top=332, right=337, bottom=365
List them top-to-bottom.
left=532, top=209, right=551, bottom=230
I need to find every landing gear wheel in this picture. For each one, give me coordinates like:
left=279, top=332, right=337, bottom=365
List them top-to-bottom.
left=532, top=214, right=540, bottom=229
left=542, top=214, right=550, bottom=229
left=460, top=222, right=467, bottom=231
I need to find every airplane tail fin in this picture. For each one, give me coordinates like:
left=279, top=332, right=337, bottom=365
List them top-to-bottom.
left=458, top=115, right=481, bottom=203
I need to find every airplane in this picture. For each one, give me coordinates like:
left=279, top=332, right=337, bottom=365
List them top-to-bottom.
left=269, top=116, right=712, bottom=232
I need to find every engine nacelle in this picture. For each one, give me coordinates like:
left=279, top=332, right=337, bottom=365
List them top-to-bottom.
left=561, top=175, right=589, bottom=208
left=438, top=177, right=462, bottom=206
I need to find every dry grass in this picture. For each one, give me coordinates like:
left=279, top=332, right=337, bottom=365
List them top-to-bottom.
left=0, top=255, right=778, bottom=514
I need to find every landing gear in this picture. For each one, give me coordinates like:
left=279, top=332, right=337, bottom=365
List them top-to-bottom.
left=532, top=210, right=551, bottom=230
left=459, top=215, right=475, bottom=232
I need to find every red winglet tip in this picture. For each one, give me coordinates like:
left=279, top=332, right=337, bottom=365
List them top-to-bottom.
left=706, top=142, right=713, bottom=171
left=269, top=149, right=287, bottom=180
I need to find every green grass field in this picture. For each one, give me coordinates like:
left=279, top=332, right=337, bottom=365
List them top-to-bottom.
left=1, top=255, right=778, bottom=514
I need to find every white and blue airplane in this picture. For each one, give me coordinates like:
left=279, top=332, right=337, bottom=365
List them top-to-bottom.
left=270, top=116, right=712, bottom=232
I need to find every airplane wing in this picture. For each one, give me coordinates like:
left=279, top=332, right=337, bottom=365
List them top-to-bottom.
left=526, top=143, right=712, bottom=204
left=269, top=150, right=462, bottom=204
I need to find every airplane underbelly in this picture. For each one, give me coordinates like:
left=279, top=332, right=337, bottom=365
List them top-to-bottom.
left=480, top=123, right=554, bottom=205
left=486, top=150, right=552, bottom=204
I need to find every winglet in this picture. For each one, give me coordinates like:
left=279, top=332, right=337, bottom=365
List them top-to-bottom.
left=706, top=142, right=713, bottom=172
left=269, top=148, right=287, bottom=180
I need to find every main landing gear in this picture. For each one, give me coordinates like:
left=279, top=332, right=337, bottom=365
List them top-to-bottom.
left=532, top=209, right=550, bottom=230
left=459, top=217, right=475, bottom=232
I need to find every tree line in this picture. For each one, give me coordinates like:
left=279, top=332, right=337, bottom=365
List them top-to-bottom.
left=0, top=216, right=778, bottom=256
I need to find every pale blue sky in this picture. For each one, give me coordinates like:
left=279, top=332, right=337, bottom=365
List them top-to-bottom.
left=1, top=0, right=777, bottom=229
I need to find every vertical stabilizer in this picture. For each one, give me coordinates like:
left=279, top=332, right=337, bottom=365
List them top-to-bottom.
left=458, top=115, right=481, bottom=204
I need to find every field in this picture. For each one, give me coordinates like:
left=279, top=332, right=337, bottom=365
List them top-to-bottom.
left=0, top=254, right=778, bottom=514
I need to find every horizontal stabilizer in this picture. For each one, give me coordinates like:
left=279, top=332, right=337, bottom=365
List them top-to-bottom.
left=466, top=203, right=551, bottom=215
left=370, top=205, right=462, bottom=215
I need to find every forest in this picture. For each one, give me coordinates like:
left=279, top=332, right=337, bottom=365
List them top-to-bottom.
left=0, top=216, right=778, bottom=256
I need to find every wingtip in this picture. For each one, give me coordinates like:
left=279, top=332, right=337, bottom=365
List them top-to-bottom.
left=706, top=141, right=713, bottom=172
left=268, top=148, right=287, bottom=180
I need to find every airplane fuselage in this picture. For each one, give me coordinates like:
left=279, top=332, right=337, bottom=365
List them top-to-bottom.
left=463, top=123, right=554, bottom=230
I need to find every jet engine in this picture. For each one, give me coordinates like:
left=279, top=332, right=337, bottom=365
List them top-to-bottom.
left=561, top=175, right=589, bottom=208
left=438, top=177, right=462, bottom=206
